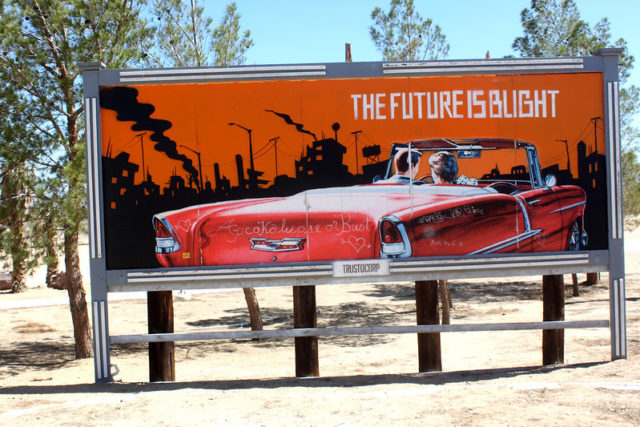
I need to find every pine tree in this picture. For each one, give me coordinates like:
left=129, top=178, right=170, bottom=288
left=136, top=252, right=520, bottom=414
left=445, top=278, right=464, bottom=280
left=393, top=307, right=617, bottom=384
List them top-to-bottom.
left=0, top=0, right=151, bottom=358
left=370, top=0, right=449, bottom=61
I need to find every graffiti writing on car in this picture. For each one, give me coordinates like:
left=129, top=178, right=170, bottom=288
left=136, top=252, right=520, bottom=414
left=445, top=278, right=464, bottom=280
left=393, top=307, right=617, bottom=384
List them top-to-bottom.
left=417, top=205, right=485, bottom=225
left=213, top=214, right=374, bottom=243
left=430, top=239, right=464, bottom=248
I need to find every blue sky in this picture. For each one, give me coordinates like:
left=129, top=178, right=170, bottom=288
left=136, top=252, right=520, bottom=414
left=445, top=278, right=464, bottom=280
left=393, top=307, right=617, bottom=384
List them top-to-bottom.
left=209, top=0, right=639, bottom=87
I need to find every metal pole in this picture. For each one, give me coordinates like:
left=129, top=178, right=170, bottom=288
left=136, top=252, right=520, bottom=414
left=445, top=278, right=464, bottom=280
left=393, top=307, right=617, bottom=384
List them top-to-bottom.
left=351, top=130, right=362, bottom=174
left=270, top=136, right=280, bottom=176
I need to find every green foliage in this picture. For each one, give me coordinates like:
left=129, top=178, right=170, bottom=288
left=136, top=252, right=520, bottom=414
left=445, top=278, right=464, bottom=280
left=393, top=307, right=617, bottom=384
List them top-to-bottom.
left=0, top=0, right=150, bottom=356
left=0, top=0, right=149, bottom=234
left=370, top=0, right=449, bottom=61
left=513, top=0, right=640, bottom=217
left=144, top=1, right=253, bottom=67
left=213, top=2, right=253, bottom=66
left=622, top=150, right=640, bottom=217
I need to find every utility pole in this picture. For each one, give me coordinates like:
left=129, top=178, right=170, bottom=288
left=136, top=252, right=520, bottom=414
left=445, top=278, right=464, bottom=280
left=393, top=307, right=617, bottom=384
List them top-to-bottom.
left=591, top=117, right=601, bottom=153
left=351, top=130, right=362, bottom=174
left=136, top=132, right=146, bottom=181
left=270, top=136, right=280, bottom=177
left=556, top=139, right=570, bottom=171
left=179, top=144, right=203, bottom=192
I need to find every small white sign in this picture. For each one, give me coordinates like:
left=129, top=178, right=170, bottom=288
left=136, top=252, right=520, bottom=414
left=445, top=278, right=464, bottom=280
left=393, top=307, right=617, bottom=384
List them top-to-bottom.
left=333, top=260, right=390, bottom=277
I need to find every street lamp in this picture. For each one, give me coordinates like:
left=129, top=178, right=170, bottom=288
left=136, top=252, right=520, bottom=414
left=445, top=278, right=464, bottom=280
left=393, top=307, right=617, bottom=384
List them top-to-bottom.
left=228, top=122, right=254, bottom=171
left=556, top=139, right=570, bottom=171
left=179, top=144, right=203, bottom=191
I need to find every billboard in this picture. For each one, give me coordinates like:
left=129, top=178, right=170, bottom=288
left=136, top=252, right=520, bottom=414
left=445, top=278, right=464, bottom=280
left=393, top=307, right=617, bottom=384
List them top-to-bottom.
left=97, top=69, right=607, bottom=271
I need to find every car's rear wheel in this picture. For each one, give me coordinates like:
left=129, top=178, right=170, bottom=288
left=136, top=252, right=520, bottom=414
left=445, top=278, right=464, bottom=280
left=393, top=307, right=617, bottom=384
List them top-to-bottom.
left=568, top=220, right=581, bottom=251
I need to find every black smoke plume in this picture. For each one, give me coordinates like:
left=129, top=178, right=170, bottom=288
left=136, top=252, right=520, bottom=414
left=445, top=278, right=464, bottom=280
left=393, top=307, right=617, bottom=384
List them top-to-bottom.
left=100, top=86, right=199, bottom=185
left=265, top=109, right=317, bottom=141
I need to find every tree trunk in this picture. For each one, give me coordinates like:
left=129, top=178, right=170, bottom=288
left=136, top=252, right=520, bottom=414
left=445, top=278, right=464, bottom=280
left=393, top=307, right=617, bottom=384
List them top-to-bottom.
left=45, top=215, right=62, bottom=289
left=9, top=220, right=26, bottom=292
left=9, top=223, right=27, bottom=292
left=64, top=230, right=92, bottom=359
left=438, top=280, right=451, bottom=325
left=243, top=287, right=263, bottom=333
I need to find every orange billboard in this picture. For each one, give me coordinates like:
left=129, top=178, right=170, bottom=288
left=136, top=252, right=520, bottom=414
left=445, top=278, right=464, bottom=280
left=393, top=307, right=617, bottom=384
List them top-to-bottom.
left=99, top=71, right=606, bottom=270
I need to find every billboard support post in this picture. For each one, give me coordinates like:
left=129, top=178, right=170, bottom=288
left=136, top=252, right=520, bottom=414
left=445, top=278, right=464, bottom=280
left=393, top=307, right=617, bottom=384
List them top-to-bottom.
left=542, top=275, right=565, bottom=365
left=416, top=280, right=442, bottom=372
left=294, top=286, right=319, bottom=377
left=147, top=290, right=175, bottom=381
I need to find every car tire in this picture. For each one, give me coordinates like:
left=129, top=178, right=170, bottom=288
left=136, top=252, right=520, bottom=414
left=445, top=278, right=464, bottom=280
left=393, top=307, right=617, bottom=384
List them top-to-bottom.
left=568, top=220, right=581, bottom=251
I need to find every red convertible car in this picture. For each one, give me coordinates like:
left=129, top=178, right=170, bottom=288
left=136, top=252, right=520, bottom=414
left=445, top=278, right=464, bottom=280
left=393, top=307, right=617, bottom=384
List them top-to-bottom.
left=153, top=138, right=587, bottom=267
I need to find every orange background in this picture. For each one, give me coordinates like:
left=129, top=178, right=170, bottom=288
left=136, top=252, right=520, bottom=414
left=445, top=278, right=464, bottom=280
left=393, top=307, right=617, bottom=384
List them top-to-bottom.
left=100, top=72, right=604, bottom=188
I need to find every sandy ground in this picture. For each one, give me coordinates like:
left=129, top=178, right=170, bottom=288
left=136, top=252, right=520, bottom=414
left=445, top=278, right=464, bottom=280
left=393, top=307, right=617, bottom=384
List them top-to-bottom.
left=0, top=232, right=639, bottom=425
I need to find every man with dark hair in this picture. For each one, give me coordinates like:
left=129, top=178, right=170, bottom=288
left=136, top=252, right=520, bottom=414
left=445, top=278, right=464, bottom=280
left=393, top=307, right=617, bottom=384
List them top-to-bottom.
left=376, top=147, right=422, bottom=184
left=428, top=151, right=458, bottom=184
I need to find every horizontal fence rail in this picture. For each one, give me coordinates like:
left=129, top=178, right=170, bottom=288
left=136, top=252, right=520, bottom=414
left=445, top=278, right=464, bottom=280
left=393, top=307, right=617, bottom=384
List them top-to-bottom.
left=110, top=320, right=609, bottom=344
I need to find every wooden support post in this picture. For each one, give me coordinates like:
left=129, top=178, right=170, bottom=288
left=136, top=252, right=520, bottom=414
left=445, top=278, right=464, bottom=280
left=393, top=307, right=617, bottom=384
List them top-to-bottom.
left=586, top=272, right=599, bottom=285
left=571, top=273, right=579, bottom=297
left=542, top=275, right=564, bottom=365
left=416, top=280, right=442, bottom=372
left=293, top=285, right=319, bottom=377
left=148, top=290, right=175, bottom=382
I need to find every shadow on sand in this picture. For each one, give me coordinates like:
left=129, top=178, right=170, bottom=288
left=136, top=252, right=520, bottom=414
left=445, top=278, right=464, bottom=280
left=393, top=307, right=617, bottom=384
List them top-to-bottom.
left=0, top=361, right=610, bottom=396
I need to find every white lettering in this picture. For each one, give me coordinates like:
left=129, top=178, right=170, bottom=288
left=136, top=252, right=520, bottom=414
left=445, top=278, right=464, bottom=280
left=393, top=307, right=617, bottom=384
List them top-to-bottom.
left=534, top=89, right=546, bottom=117
left=452, top=90, right=464, bottom=118
left=471, top=90, right=486, bottom=118
left=489, top=90, right=501, bottom=118
left=519, top=90, right=533, bottom=118
left=548, top=90, right=559, bottom=117
left=390, top=92, right=400, bottom=119
left=402, top=92, right=413, bottom=119
left=413, top=92, right=425, bottom=118
left=363, top=93, right=374, bottom=120
left=375, top=93, right=386, bottom=119
left=351, top=94, right=361, bottom=119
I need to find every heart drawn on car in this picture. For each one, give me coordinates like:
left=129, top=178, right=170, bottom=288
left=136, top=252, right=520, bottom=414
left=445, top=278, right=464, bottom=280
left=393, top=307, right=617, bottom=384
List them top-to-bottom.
left=176, top=219, right=192, bottom=232
left=343, top=236, right=371, bottom=253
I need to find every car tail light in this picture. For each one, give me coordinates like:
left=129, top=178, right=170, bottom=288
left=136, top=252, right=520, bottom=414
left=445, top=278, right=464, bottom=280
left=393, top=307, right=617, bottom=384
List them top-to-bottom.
left=153, top=216, right=181, bottom=254
left=379, top=216, right=411, bottom=258
left=380, top=219, right=402, bottom=244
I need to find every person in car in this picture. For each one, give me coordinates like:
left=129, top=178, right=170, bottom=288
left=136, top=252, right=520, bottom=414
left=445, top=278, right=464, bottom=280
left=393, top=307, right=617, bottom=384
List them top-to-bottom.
left=375, top=148, right=422, bottom=184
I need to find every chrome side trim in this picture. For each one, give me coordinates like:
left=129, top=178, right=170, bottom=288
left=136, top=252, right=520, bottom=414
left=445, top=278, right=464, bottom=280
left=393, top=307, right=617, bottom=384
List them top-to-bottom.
left=514, top=195, right=532, bottom=231
left=549, top=200, right=586, bottom=214
left=467, top=229, right=542, bottom=255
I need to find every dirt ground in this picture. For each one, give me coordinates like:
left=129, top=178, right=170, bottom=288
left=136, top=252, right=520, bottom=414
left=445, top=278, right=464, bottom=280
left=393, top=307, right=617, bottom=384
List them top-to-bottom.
left=1, top=231, right=639, bottom=426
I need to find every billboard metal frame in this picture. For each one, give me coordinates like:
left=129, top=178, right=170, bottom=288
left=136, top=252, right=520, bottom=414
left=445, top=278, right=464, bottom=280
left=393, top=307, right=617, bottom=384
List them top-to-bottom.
left=80, top=49, right=626, bottom=383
